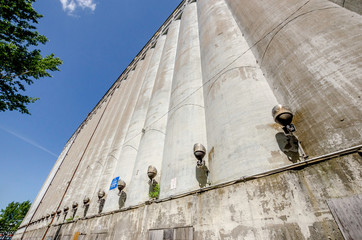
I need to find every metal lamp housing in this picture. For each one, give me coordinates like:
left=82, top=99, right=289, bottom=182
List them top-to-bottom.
left=272, top=104, right=294, bottom=127
left=194, top=143, right=206, bottom=167
left=147, top=165, right=158, bottom=180
left=117, top=179, right=126, bottom=192
left=83, top=197, right=90, bottom=205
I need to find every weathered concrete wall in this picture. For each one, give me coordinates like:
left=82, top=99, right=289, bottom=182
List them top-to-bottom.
left=15, top=0, right=362, bottom=239
left=197, top=0, right=289, bottom=184
left=225, top=0, right=362, bottom=157
left=328, top=0, right=362, bottom=14
left=160, top=2, right=208, bottom=198
left=14, top=154, right=361, bottom=239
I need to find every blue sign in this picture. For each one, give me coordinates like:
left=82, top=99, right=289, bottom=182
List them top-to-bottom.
left=110, top=177, right=119, bottom=190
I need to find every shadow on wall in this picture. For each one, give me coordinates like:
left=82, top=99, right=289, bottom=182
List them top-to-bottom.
left=275, top=132, right=300, bottom=163
left=196, top=165, right=208, bottom=188
left=118, top=192, right=127, bottom=209
left=98, top=199, right=105, bottom=213
left=83, top=205, right=89, bottom=217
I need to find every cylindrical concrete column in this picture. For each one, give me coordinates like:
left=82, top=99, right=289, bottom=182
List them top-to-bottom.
left=197, top=0, right=289, bottom=184
left=225, top=0, right=362, bottom=156
left=159, top=2, right=208, bottom=199
left=125, top=20, right=180, bottom=206
left=119, top=35, right=167, bottom=207
left=94, top=49, right=154, bottom=213
left=62, top=69, right=136, bottom=217
left=59, top=79, right=130, bottom=219
left=32, top=101, right=106, bottom=220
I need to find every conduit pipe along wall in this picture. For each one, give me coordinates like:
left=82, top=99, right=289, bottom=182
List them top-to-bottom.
left=197, top=0, right=289, bottom=184
left=226, top=0, right=362, bottom=156
left=160, top=2, right=208, bottom=198
left=126, top=20, right=181, bottom=206
left=125, top=35, right=167, bottom=207
left=104, top=48, right=155, bottom=211
left=86, top=51, right=156, bottom=216
left=99, top=59, right=147, bottom=212
left=83, top=73, right=136, bottom=212
left=60, top=74, right=135, bottom=217
left=59, top=77, right=131, bottom=217
left=63, top=77, right=130, bottom=217
left=58, top=89, right=118, bottom=218
left=31, top=102, right=106, bottom=222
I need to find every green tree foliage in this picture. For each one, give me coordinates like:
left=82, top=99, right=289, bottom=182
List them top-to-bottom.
left=0, top=0, right=62, bottom=114
left=0, top=201, right=31, bottom=235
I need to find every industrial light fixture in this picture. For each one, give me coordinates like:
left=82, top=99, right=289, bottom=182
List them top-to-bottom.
left=272, top=104, right=308, bottom=160
left=272, top=104, right=296, bottom=134
left=194, top=143, right=206, bottom=167
left=147, top=165, right=158, bottom=184
left=117, top=179, right=126, bottom=196
left=98, top=190, right=105, bottom=200
left=83, top=197, right=90, bottom=206
left=72, top=202, right=78, bottom=209
left=63, top=206, right=69, bottom=213
left=56, top=210, right=62, bottom=216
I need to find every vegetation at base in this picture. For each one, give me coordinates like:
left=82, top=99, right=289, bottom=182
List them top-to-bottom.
left=0, top=0, right=62, bottom=114
left=149, top=183, right=160, bottom=199
left=0, top=201, right=31, bottom=236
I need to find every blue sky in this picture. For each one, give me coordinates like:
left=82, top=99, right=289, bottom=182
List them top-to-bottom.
left=0, top=0, right=181, bottom=211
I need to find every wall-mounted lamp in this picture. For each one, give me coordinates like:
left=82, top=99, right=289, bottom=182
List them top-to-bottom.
left=272, top=104, right=308, bottom=160
left=272, top=104, right=296, bottom=134
left=194, top=143, right=206, bottom=167
left=147, top=166, right=158, bottom=185
left=117, top=179, right=126, bottom=196
left=98, top=190, right=105, bottom=200
left=83, top=197, right=90, bottom=206
left=72, top=202, right=78, bottom=210
left=63, top=206, right=69, bottom=214
left=56, top=210, right=62, bottom=216
left=51, top=212, right=56, bottom=217
left=46, top=214, right=50, bottom=219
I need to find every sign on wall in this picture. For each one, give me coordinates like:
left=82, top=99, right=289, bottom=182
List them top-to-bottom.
left=110, top=177, right=119, bottom=190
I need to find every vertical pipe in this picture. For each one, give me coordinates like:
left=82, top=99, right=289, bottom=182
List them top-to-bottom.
left=197, top=0, right=288, bottom=184
left=225, top=0, right=362, bottom=156
left=159, top=2, right=208, bottom=198
left=125, top=20, right=180, bottom=206
left=117, top=35, right=167, bottom=207
left=58, top=81, right=126, bottom=219
left=31, top=105, right=105, bottom=221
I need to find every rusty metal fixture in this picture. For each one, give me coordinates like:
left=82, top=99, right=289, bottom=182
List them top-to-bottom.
left=272, top=104, right=294, bottom=127
left=194, top=143, right=206, bottom=167
left=194, top=143, right=206, bottom=160
left=147, top=166, right=158, bottom=180
left=117, top=179, right=126, bottom=192
left=98, top=190, right=105, bottom=199
left=83, top=197, right=90, bottom=205
left=72, top=202, right=78, bottom=209
left=63, top=206, right=69, bottom=212
left=56, top=210, right=62, bottom=215
left=51, top=212, right=56, bottom=217
left=46, top=214, right=50, bottom=219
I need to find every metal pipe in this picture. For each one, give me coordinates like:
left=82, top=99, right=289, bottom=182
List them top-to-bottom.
left=39, top=87, right=116, bottom=240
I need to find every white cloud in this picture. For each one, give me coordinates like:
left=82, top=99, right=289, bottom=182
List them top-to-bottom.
left=60, top=0, right=96, bottom=14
